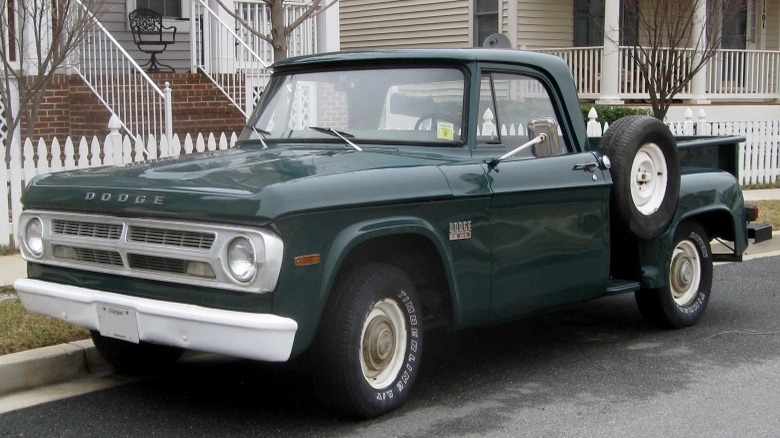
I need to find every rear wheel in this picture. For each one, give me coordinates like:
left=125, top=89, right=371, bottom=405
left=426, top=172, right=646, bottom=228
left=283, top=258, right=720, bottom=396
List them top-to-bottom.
left=635, top=221, right=713, bottom=328
left=310, top=263, right=423, bottom=418
left=90, top=331, right=183, bottom=373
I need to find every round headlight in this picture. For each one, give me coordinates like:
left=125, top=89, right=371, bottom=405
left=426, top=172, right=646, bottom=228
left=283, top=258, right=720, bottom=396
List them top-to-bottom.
left=25, top=217, right=44, bottom=257
left=227, top=237, right=256, bottom=283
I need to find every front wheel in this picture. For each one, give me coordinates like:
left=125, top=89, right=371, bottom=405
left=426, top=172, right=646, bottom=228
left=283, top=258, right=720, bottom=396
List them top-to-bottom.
left=635, top=221, right=713, bottom=328
left=310, top=263, right=423, bottom=418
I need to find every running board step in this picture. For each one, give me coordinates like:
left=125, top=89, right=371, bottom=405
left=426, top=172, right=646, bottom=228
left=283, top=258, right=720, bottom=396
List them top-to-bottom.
left=606, top=279, right=640, bottom=295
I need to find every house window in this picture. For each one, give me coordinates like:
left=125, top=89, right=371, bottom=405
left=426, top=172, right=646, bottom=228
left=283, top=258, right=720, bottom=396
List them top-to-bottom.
left=136, top=0, right=181, bottom=18
left=474, top=0, right=499, bottom=47
left=573, top=0, right=604, bottom=46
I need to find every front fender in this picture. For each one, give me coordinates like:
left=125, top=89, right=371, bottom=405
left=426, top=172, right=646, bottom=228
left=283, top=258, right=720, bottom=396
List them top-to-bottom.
left=319, top=216, right=459, bottom=311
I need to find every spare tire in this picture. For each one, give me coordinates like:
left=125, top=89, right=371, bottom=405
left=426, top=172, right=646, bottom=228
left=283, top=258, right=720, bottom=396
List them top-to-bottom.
left=599, top=116, right=680, bottom=240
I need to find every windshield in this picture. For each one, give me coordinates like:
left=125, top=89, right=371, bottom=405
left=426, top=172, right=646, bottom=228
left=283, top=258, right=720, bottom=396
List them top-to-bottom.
left=241, top=67, right=466, bottom=146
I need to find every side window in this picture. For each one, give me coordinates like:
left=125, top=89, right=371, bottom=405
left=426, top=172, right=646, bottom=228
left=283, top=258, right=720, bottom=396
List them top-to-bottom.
left=477, top=72, right=568, bottom=156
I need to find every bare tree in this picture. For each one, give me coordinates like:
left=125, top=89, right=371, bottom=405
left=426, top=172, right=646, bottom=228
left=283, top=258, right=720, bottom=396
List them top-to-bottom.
left=0, top=0, right=104, bottom=156
left=212, top=0, right=338, bottom=62
left=618, top=0, right=746, bottom=119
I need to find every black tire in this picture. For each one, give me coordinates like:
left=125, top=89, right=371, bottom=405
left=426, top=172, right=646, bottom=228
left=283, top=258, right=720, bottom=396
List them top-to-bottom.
left=599, top=116, right=680, bottom=240
left=635, top=221, right=713, bottom=328
left=310, top=263, right=423, bottom=418
left=90, top=330, right=183, bottom=373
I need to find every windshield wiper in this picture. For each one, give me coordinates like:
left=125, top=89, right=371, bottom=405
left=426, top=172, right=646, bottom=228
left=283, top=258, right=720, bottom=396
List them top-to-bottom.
left=246, top=125, right=270, bottom=149
left=309, top=126, right=363, bottom=152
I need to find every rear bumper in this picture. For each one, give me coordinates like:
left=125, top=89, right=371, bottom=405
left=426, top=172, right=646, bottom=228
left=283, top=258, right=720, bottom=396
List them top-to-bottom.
left=14, top=278, right=297, bottom=362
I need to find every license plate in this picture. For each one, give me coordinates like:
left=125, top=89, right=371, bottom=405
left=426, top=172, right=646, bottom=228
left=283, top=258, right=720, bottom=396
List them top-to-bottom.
left=97, top=304, right=140, bottom=344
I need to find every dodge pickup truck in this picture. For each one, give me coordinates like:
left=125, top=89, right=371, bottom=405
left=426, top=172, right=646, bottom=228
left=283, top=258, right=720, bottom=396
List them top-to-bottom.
left=14, top=49, right=767, bottom=418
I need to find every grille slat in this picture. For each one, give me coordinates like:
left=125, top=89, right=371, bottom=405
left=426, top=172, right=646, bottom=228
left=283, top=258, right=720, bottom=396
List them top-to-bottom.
left=52, top=220, right=122, bottom=239
left=129, top=226, right=215, bottom=250
left=53, top=245, right=123, bottom=266
left=128, top=254, right=188, bottom=274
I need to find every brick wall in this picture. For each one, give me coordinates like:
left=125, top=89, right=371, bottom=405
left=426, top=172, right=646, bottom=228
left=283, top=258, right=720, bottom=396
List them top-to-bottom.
left=23, top=73, right=246, bottom=143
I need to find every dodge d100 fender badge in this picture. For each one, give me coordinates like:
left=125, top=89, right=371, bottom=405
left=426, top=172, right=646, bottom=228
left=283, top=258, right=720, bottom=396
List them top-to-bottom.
left=449, top=221, right=472, bottom=240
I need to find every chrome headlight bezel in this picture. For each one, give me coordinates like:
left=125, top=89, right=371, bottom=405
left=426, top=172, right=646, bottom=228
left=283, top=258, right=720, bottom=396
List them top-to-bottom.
left=23, top=216, right=45, bottom=258
left=226, top=236, right=258, bottom=284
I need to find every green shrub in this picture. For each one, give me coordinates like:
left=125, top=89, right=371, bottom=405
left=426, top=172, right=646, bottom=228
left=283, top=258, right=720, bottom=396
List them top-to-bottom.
left=580, top=105, right=651, bottom=127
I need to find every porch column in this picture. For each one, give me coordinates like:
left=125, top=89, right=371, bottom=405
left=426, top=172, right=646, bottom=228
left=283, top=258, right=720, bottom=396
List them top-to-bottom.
left=317, top=0, right=340, bottom=52
left=508, top=0, right=518, bottom=48
left=596, top=0, right=624, bottom=104
left=687, top=0, right=711, bottom=104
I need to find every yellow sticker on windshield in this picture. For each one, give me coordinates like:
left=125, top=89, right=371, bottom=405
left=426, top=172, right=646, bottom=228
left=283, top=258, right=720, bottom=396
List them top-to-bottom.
left=437, top=122, right=454, bottom=141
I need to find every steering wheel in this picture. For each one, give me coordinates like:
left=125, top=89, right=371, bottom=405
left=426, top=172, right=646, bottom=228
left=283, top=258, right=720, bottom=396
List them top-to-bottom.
left=414, top=113, right=462, bottom=132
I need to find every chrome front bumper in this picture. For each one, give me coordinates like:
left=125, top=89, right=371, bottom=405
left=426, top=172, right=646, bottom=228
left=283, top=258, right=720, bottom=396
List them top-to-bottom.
left=14, top=278, right=297, bottom=362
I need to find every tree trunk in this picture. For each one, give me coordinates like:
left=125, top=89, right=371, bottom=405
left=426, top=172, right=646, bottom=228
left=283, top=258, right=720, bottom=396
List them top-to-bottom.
left=270, top=1, right=288, bottom=61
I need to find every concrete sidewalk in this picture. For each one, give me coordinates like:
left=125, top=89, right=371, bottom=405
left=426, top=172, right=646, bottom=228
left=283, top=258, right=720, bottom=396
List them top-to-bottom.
left=2, top=188, right=780, bottom=404
left=0, top=255, right=26, bottom=288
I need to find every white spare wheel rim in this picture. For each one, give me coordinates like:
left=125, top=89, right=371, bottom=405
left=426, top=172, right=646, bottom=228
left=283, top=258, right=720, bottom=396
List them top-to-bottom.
left=631, top=142, right=669, bottom=216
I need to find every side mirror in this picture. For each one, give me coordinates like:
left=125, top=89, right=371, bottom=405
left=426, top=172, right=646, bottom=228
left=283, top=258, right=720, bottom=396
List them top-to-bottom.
left=527, top=118, right=562, bottom=158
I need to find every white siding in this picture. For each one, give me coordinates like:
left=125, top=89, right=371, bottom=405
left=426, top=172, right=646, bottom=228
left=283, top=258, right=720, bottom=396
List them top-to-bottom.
left=340, top=0, right=471, bottom=49
left=515, top=0, right=573, bottom=49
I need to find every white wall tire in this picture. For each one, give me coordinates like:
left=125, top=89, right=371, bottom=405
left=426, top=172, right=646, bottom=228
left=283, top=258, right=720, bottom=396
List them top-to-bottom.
left=635, top=221, right=713, bottom=328
left=311, top=263, right=423, bottom=418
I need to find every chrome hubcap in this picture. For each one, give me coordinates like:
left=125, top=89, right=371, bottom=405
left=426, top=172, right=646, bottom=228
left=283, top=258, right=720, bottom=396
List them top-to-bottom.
left=669, top=240, right=701, bottom=306
left=359, top=298, right=407, bottom=389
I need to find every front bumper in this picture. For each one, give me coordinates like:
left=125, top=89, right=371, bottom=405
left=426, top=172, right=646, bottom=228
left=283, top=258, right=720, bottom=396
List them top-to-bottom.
left=14, top=278, right=298, bottom=362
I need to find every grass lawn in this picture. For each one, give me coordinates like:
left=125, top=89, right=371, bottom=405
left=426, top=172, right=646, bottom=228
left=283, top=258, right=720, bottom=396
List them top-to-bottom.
left=754, top=200, right=780, bottom=230
left=0, top=285, right=90, bottom=355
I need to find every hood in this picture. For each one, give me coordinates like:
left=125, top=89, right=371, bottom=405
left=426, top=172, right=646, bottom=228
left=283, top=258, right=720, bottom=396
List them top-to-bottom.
left=22, top=146, right=464, bottom=223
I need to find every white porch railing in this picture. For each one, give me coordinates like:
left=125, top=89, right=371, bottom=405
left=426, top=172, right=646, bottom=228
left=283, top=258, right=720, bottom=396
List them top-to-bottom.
left=71, top=0, right=172, bottom=142
left=192, top=0, right=319, bottom=117
left=537, top=46, right=780, bottom=101
left=537, top=47, right=602, bottom=99
left=707, top=49, right=780, bottom=97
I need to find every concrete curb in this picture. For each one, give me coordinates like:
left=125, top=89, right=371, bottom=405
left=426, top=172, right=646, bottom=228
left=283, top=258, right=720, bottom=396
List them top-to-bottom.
left=0, top=339, right=112, bottom=396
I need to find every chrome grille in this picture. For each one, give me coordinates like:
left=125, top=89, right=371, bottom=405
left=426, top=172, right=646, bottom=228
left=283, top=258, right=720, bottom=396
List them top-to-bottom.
left=20, top=210, right=283, bottom=294
left=52, top=220, right=122, bottom=240
left=129, top=226, right=216, bottom=250
left=128, top=254, right=187, bottom=274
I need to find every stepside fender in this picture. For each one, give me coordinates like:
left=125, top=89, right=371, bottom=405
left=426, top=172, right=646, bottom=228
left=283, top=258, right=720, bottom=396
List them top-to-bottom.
left=637, top=171, right=746, bottom=289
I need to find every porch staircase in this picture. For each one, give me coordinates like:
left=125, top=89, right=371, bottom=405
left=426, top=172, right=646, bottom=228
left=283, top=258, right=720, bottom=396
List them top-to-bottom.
left=71, top=0, right=275, bottom=142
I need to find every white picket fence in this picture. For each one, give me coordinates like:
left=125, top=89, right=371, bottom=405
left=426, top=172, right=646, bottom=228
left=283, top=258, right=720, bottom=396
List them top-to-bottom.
left=584, top=107, right=780, bottom=187
left=3, top=109, right=780, bottom=246
left=1, top=121, right=238, bottom=246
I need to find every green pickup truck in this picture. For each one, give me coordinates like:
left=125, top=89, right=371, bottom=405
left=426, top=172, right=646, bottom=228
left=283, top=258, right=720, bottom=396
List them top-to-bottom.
left=14, top=49, right=767, bottom=418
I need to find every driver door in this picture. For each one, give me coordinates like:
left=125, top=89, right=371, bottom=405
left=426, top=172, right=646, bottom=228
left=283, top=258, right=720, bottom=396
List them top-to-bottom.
left=476, top=71, right=611, bottom=319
